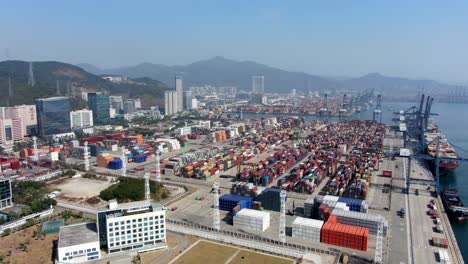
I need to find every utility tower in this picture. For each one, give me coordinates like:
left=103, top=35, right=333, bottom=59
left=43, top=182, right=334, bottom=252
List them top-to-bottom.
left=28, top=62, right=35, bottom=87
left=7, top=76, right=13, bottom=107
left=373, top=94, right=382, bottom=123
left=32, top=136, right=38, bottom=161
left=83, top=141, right=90, bottom=172
left=121, top=146, right=127, bottom=177
left=155, top=150, right=161, bottom=183
left=144, top=172, right=150, bottom=201
left=212, top=181, right=220, bottom=231
left=279, top=190, right=287, bottom=243
left=375, top=222, right=384, bottom=263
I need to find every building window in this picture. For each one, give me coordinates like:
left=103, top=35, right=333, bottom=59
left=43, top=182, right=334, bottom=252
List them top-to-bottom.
left=144, top=217, right=148, bottom=221
left=149, top=217, right=153, bottom=220
left=132, top=219, right=136, bottom=223
left=120, top=221, right=125, bottom=225
left=149, top=221, right=153, bottom=225
left=114, top=222, right=119, bottom=226
left=109, top=223, right=113, bottom=227
left=144, top=223, right=148, bottom=227
left=133, top=224, right=136, bottom=228
left=138, top=224, right=142, bottom=227
left=127, top=225, right=131, bottom=229
left=115, top=227, right=119, bottom=230
left=144, top=227, right=148, bottom=231
left=109, top=228, right=113, bottom=232
left=138, top=228, right=142, bottom=232
left=127, top=230, right=131, bottom=234
left=150, top=231, right=154, bottom=235
left=109, top=233, right=114, bottom=237
left=150, top=236, right=154, bottom=240
left=144, top=237, right=148, bottom=241
left=110, top=238, right=114, bottom=242
left=139, top=238, right=143, bottom=242
left=133, top=239, right=137, bottom=243
left=127, top=240, right=132, bottom=244
left=122, top=241, right=126, bottom=245
left=116, top=242, right=120, bottom=246
left=110, top=243, right=114, bottom=247
left=92, top=248, right=96, bottom=251
left=87, top=249, right=91, bottom=253
left=65, top=253, right=70, bottom=256
left=63, top=257, right=67, bottom=261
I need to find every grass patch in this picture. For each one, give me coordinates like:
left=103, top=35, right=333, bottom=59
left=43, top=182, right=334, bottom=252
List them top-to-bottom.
left=99, top=177, right=168, bottom=203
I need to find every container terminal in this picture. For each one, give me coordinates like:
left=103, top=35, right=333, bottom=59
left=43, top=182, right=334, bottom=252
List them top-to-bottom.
left=49, top=94, right=458, bottom=264
left=2, top=95, right=466, bottom=264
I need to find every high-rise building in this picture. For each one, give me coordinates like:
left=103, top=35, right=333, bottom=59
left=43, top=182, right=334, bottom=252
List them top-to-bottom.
left=175, top=76, right=184, bottom=112
left=252, top=76, right=265, bottom=94
left=164, top=91, right=178, bottom=115
left=184, top=91, right=193, bottom=110
left=88, top=93, right=110, bottom=125
left=109, top=96, right=124, bottom=111
left=35, top=97, right=71, bottom=137
left=124, top=100, right=136, bottom=114
left=0, top=105, right=37, bottom=135
left=70, top=109, right=94, bottom=134
left=0, top=119, right=23, bottom=144
left=0, top=177, right=13, bottom=210
left=97, top=200, right=166, bottom=254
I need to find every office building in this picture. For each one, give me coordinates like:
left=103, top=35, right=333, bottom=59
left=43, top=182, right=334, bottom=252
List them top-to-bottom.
left=175, top=76, right=184, bottom=112
left=252, top=76, right=265, bottom=94
left=164, top=91, right=178, bottom=115
left=184, top=91, right=193, bottom=110
left=88, top=93, right=110, bottom=125
left=109, top=96, right=124, bottom=111
left=36, top=97, right=71, bottom=137
left=124, top=100, right=136, bottom=114
left=0, top=105, right=37, bottom=135
left=70, top=109, right=94, bottom=134
left=0, top=177, right=12, bottom=210
left=97, top=200, right=166, bottom=254
left=57, top=223, right=101, bottom=263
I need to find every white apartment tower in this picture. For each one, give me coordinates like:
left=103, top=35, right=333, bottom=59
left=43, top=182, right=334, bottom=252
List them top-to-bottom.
left=175, top=76, right=184, bottom=112
left=252, top=76, right=265, bottom=94
left=164, top=91, right=178, bottom=115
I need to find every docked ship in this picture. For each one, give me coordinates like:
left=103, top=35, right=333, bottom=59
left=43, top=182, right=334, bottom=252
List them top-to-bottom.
left=425, top=119, right=459, bottom=175
left=440, top=189, right=468, bottom=222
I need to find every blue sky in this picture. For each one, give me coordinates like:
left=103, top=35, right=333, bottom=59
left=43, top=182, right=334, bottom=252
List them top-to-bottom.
left=1, top=0, right=467, bottom=82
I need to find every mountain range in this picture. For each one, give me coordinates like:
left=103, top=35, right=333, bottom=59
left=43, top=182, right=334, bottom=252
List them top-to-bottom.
left=78, top=56, right=459, bottom=94
left=0, top=60, right=168, bottom=108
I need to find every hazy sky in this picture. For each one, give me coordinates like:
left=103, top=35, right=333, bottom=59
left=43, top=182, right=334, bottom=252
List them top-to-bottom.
left=1, top=0, right=467, bottom=83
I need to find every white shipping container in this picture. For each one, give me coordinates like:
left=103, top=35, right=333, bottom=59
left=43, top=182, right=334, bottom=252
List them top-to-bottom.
left=234, top=209, right=270, bottom=232
left=292, top=217, right=323, bottom=242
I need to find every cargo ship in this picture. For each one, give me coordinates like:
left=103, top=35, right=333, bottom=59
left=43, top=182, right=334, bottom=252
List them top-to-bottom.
left=425, top=119, right=459, bottom=175
left=440, top=189, right=468, bottom=222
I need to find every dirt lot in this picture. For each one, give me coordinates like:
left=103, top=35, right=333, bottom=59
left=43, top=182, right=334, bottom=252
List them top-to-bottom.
left=48, top=177, right=113, bottom=199
left=0, top=225, right=57, bottom=264
left=170, top=240, right=295, bottom=264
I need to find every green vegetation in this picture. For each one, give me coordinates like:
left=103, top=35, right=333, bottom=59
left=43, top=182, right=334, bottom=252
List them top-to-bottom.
left=0, top=61, right=168, bottom=108
left=61, top=170, right=76, bottom=177
left=82, top=173, right=107, bottom=181
left=100, top=177, right=168, bottom=203
left=12, top=181, right=57, bottom=217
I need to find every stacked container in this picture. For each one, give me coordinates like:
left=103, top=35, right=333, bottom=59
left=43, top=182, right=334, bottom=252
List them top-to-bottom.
left=254, top=188, right=285, bottom=212
left=219, top=194, right=254, bottom=211
left=233, top=208, right=270, bottom=232
left=332, top=208, right=388, bottom=236
left=321, top=215, right=369, bottom=251
left=292, top=217, right=324, bottom=242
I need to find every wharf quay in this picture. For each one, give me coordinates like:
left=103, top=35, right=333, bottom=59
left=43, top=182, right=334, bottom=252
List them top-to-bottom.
left=381, top=128, right=464, bottom=264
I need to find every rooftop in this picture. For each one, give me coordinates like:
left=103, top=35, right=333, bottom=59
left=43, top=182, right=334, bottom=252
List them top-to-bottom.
left=98, top=200, right=163, bottom=218
left=236, top=208, right=270, bottom=218
left=58, top=223, right=99, bottom=248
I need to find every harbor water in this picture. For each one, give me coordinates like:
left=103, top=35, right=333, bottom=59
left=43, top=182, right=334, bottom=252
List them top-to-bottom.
left=232, top=102, right=468, bottom=260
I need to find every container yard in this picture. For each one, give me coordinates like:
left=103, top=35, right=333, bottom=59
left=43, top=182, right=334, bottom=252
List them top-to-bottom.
left=3, top=109, right=462, bottom=264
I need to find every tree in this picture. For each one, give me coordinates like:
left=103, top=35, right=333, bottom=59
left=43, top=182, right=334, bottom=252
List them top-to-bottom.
left=1, top=228, right=11, bottom=237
